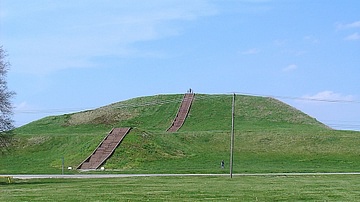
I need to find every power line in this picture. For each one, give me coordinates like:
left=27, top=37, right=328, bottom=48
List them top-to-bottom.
left=13, top=92, right=360, bottom=130
left=13, top=92, right=360, bottom=115
left=14, top=92, right=360, bottom=115
left=232, top=92, right=360, bottom=104
left=12, top=94, right=229, bottom=115
left=13, top=96, right=186, bottom=114
left=13, top=107, right=94, bottom=114
left=323, top=120, right=360, bottom=130
left=328, top=124, right=360, bottom=129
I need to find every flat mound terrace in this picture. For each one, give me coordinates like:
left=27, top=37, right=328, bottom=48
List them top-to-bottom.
left=2, top=94, right=360, bottom=174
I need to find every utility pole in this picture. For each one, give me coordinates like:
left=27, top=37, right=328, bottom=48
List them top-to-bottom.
left=230, top=93, right=235, bottom=178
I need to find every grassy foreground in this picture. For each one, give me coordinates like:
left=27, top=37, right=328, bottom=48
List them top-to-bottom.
left=2, top=94, right=360, bottom=201
left=1, top=175, right=360, bottom=201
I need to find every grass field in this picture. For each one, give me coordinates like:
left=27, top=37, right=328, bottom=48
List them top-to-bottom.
left=1, top=93, right=360, bottom=200
left=1, top=94, right=360, bottom=174
left=1, top=175, right=360, bottom=201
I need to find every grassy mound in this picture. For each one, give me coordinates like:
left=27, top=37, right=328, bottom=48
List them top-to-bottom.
left=2, top=94, right=359, bottom=174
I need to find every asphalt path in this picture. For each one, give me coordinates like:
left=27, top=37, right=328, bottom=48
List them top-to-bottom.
left=2, top=173, right=360, bottom=179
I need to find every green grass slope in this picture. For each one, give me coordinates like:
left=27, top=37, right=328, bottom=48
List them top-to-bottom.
left=1, top=94, right=360, bottom=174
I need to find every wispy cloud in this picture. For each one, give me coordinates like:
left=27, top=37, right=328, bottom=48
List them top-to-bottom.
left=2, top=1, right=218, bottom=75
left=336, top=20, right=360, bottom=41
left=336, top=21, right=360, bottom=29
left=344, top=33, right=360, bottom=41
left=303, top=35, right=319, bottom=44
left=273, top=39, right=288, bottom=46
left=240, top=48, right=260, bottom=55
left=282, top=64, right=298, bottom=72
left=302, top=91, right=355, bottom=102
left=13, top=101, right=37, bottom=113
left=14, top=101, right=29, bottom=111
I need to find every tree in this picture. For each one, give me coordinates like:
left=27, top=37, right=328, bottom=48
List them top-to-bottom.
left=0, top=46, right=15, bottom=153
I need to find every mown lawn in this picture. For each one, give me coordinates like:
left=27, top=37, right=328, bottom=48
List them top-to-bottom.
left=1, top=175, right=360, bottom=201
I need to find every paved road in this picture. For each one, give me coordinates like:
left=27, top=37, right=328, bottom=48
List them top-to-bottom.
left=2, top=173, right=360, bottom=179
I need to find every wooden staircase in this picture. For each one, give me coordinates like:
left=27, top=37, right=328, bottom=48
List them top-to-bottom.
left=167, top=93, right=195, bottom=132
left=77, top=127, right=131, bottom=169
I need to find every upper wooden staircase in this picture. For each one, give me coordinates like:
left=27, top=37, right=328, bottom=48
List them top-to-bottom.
left=167, top=93, right=195, bottom=132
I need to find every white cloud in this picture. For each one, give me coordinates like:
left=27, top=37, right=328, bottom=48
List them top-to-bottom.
left=2, top=1, right=218, bottom=75
left=335, top=21, right=360, bottom=41
left=337, top=21, right=360, bottom=29
left=347, top=21, right=360, bottom=28
left=344, top=33, right=360, bottom=41
left=303, top=35, right=319, bottom=44
left=273, top=39, right=288, bottom=46
left=240, top=48, right=260, bottom=55
left=282, top=64, right=297, bottom=72
left=302, top=91, right=355, bottom=102
left=291, top=92, right=360, bottom=131
left=14, top=101, right=33, bottom=112
left=14, top=102, right=28, bottom=110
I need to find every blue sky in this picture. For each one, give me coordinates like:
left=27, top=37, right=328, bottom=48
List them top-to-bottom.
left=1, top=0, right=360, bottom=130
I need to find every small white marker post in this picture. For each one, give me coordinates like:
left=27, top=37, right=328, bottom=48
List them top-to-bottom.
left=62, top=157, right=64, bottom=175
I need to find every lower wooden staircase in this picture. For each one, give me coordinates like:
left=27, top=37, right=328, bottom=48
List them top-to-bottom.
left=77, top=127, right=131, bottom=170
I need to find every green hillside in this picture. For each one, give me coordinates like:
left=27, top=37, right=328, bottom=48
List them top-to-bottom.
left=1, top=94, right=360, bottom=174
